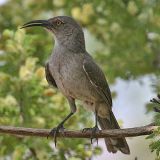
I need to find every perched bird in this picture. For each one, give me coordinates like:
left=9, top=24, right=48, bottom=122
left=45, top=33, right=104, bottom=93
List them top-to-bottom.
left=21, top=16, right=130, bottom=154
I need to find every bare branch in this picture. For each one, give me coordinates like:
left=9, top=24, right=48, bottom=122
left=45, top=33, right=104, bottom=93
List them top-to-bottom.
left=0, top=124, right=157, bottom=138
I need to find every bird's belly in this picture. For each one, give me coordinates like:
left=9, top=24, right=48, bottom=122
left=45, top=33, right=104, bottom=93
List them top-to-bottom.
left=53, top=64, right=97, bottom=101
left=60, top=69, right=96, bottom=101
left=56, top=75, right=109, bottom=117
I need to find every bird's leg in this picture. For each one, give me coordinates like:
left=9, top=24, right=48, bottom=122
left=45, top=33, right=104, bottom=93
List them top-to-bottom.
left=48, top=97, right=76, bottom=147
left=82, top=109, right=100, bottom=145
left=90, top=110, right=100, bottom=144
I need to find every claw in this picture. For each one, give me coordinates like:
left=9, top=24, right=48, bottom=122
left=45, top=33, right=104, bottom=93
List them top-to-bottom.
left=47, top=124, right=65, bottom=147
left=82, top=126, right=100, bottom=145
left=91, top=126, right=100, bottom=145
left=82, top=128, right=91, bottom=133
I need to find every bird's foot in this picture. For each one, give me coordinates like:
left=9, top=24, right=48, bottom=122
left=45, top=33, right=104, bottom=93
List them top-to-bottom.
left=47, top=124, right=65, bottom=147
left=82, top=125, right=100, bottom=145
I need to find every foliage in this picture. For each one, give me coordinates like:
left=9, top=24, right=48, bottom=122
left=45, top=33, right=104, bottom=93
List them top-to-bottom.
left=0, top=0, right=160, bottom=159
left=146, top=95, right=160, bottom=159
left=147, top=125, right=160, bottom=160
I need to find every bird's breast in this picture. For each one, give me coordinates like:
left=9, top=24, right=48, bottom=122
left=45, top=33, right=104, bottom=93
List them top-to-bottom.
left=49, top=52, right=97, bottom=101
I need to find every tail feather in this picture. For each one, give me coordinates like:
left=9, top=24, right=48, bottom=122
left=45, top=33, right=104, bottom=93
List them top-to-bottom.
left=98, top=112, right=130, bottom=154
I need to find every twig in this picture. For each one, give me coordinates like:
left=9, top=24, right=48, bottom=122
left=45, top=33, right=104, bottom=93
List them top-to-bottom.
left=150, top=94, right=160, bottom=113
left=0, top=124, right=157, bottom=138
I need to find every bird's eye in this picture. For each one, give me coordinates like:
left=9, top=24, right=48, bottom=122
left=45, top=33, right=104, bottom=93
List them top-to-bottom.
left=56, top=20, right=62, bottom=26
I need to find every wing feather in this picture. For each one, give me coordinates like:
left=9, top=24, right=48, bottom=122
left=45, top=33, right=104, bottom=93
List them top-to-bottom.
left=83, top=57, right=112, bottom=108
left=45, top=62, right=57, bottom=88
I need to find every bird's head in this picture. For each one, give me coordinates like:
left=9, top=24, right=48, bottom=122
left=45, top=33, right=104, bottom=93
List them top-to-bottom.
left=21, top=16, right=85, bottom=52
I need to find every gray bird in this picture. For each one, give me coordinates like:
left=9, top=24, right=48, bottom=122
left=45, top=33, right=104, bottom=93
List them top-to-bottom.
left=21, top=16, right=130, bottom=154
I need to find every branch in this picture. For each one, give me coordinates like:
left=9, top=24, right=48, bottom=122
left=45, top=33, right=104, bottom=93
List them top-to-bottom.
left=0, top=124, right=157, bottom=138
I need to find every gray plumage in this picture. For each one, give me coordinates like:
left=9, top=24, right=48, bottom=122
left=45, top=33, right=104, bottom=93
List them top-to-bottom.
left=21, top=16, right=130, bottom=154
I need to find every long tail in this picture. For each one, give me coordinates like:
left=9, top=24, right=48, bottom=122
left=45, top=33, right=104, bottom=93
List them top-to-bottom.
left=98, top=111, right=130, bottom=154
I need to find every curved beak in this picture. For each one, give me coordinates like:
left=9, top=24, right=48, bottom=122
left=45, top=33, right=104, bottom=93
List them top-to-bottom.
left=20, top=20, right=51, bottom=29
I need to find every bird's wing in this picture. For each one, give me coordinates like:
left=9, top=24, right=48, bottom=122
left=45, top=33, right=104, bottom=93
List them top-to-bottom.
left=83, top=56, right=112, bottom=108
left=45, top=62, right=57, bottom=88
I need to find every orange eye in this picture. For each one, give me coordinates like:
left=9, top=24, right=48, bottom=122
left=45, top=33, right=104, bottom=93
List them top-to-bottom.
left=56, top=20, right=62, bottom=26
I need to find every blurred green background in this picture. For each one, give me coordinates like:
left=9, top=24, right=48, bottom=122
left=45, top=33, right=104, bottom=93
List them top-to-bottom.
left=0, top=0, right=160, bottom=160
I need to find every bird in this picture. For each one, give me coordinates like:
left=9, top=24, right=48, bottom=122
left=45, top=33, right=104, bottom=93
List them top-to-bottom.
left=21, top=16, right=130, bottom=154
